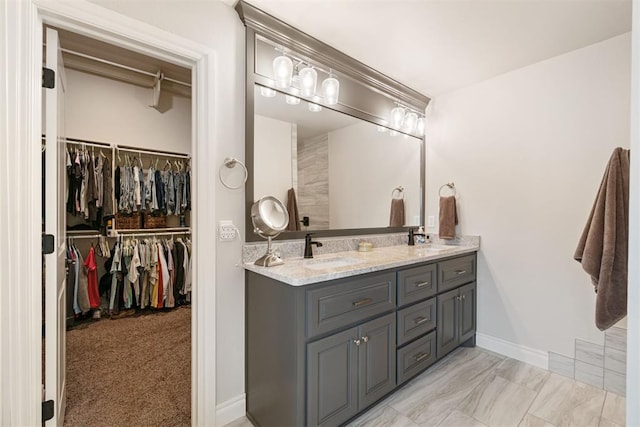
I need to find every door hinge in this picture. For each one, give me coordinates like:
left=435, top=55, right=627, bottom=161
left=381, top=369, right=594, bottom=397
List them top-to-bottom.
left=42, top=67, right=55, bottom=89
left=42, top=234, right=54, bottom=255
left=42, top=399, right=54, bottom=422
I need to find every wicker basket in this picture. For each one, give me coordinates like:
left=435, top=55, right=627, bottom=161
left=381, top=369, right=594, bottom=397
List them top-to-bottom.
left=115, top=212, right=141, bottom=230
left=143, top=212, right=167, bottom=229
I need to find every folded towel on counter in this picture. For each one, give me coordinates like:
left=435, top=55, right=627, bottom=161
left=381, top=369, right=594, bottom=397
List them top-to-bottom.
left=574, top=147, right=630, bottom=331
left=286, top=187, right=301, bottom=231
left=439, top=196, right=458, bottom=239
left=389, top=198, right=405, bottom=227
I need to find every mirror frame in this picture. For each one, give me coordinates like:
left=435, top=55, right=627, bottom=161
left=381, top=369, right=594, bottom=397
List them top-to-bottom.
left=236, top=1, right=430, bottom=241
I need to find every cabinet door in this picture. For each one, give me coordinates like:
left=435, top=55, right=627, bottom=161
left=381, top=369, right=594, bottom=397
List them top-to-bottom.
left=459, top=282, right=476, bottom=343
left=437, top=288, right=460, bottom=358
left=358, top=313, right=396, bottom=410
left=307, top=327, right=359, bottom=427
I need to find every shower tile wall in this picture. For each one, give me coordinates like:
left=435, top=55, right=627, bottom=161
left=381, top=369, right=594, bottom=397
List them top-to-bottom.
left=297, top=134, right=329, bottom=230
left=549, top=327, right=626, bottom=396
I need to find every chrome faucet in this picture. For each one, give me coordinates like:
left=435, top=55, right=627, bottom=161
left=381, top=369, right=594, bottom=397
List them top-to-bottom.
left=408, top=227, right=425, bottom=246
left=304, top=233, right=323, bottom=258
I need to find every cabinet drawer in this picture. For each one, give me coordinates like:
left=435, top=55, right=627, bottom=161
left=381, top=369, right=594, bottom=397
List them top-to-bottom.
left=438, top=254, right=476, bottom=292
left=397, top=263, right=437, bottom=306
left=307, top=272, right=396, bottom=338
left=397, top=298, right=436, bottom=346
left=397, top=331, right=436, bottom=385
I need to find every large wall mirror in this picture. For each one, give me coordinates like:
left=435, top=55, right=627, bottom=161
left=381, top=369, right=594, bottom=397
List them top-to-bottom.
left=237, top=1, right=430, bottom=241
left=254, top=85, right=423, bottom=232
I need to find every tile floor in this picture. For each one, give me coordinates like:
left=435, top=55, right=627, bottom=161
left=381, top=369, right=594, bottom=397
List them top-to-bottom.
left=225, top=347, right=626, bottom=427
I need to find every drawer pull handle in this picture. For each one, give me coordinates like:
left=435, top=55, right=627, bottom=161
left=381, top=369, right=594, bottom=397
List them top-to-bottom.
left=455, top=269, right=467, bottom=275
left=414, top=281, right=430, bottom=288
left=461, top=295, right=466, bottom=300
left=352, top=297, right=373, bottom=307
left=413, top=316, right=428, bottom=325
left=361, top=336, right=369, bottom=343
left=353, top=339, right=361, bottom=346
left=414, top=352, right=429, bottom=362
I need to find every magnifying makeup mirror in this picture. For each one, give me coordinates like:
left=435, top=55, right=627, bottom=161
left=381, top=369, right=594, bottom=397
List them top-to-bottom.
left=251, top=196, right=290, bottom=266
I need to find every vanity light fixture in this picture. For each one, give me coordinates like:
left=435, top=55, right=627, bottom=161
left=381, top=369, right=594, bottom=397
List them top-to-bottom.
left=273, top=54, right=293, bottom=89
left=299, top=66, right=317, bottom=97
left=322, top=71, right=340, bottom=105
left=260, top=86, right=276, bottom=98
left=285, top=95, right=300, bottom=105
left=308, top=102, right=322, bottom=112
left=390, top=106, right=405, bottom=129
left=403, top=112, right=418, bottom=133
left=416, top=117, right=425, bottom=136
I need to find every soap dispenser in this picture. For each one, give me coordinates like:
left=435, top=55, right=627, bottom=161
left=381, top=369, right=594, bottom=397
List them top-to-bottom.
left=417, top=226, right=426, bottom=244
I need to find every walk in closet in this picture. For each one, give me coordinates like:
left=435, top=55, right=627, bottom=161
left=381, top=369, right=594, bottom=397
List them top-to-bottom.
left=43, top=27, right=193, bottom=425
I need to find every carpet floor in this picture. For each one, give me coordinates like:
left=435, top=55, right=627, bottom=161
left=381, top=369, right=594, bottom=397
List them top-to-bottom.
left=64, top=307, right=191, bottom=427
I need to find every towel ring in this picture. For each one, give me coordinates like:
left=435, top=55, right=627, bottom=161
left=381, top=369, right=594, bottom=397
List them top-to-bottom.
left=219, top=157, right=248, bottom=190
left=439, top=182, right=456, bottom=197
left=391, top=186, right=404, bottom=199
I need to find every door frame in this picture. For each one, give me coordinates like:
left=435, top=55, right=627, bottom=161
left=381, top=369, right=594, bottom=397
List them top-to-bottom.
left=1, top=1, right=216, bottom=425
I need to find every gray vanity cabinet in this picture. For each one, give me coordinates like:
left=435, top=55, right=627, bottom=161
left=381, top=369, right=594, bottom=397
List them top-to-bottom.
left=246, top=251, right=477, bottom=427
left=437, top=282, right=477, bottom=358
left=307, top=313, right=396, bottom=427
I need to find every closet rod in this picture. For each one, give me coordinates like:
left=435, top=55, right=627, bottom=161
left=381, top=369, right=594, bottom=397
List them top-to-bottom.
left=60, top=47, right=192, bottom=88
left=64, top=136, right=112, bottom=148
left=117, top=145, right=190, bottom=159
left=114, top=230, right=191, bottom=238
left=67, top=233, right=101, bottom=239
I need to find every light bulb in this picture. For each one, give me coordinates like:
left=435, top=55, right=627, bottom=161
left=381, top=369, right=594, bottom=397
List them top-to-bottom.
left=272, top=55, right=293, bottom=89
left=299, top=67, right=317, bottom=97
left=322, top=77, right=340, bottom=105
left=260, top=86, right=276, bottom=98
left=285, top=95, right=300, bottom=105
left=308, top=102, right=322, bottom=112
left=390, top=106, right=405, bottom=129
left=403, top=112, right=418, bottom=133
left=416, top=118, right=425, bottom=136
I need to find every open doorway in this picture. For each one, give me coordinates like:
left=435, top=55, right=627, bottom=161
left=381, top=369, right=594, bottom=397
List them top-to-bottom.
left=42, top=25, right=194, bottom=425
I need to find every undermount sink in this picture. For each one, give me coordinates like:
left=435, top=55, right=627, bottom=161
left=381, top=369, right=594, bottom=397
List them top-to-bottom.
left=304, top=257, right=365, bottom=270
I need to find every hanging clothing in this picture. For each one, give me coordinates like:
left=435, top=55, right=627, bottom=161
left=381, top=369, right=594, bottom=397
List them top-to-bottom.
left=102, top=155, right=114, bottom=223
left=84, top=246, right=101, bottom=309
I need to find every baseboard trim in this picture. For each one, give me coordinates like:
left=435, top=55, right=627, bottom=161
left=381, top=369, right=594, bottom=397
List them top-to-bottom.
left=476, top=332, right=548, bottom=370
left=216, top=393, right=246, bottom=426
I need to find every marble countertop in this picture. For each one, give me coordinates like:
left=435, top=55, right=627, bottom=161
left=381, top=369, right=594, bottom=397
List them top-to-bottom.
left=242, top=243, right=479, bottom=286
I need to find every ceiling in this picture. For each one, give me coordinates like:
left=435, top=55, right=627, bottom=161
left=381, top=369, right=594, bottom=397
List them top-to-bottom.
left=237, top=0, right=632, bottom=98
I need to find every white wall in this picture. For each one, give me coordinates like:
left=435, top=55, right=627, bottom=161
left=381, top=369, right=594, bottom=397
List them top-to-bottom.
left=87, top=0, right=247, bottom=418
left=426, top=33, right=631, bottom=358
left=64, top=69, right=191, bottom=153
left=253, top=114, right=293, bottom=204
left=328, top=122, right=422, bottom=229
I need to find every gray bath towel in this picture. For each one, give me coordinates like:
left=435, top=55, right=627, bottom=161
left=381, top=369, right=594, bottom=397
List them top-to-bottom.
left=574, top=147, right=630, bottom=331
left=286, top=188, right=301, bottom=231
left=439, top=196, right=458, bottom=239
left=389, top=198, right=405, bottom=227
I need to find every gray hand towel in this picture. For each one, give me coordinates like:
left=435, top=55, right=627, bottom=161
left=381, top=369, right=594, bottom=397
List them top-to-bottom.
left=574, top=147, right=630, bottom=331
left=286, top=187, right=301, bottom=231
left=439, top=196, right=458, bottom=240
left=389, top=198, right=405, bottom=227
